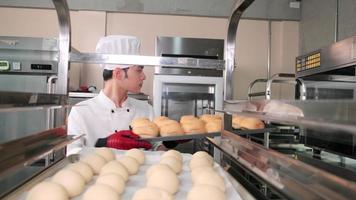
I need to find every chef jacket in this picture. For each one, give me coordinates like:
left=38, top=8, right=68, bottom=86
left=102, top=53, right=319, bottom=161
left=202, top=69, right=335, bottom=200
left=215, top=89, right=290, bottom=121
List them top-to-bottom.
left=67, top=90, right=155, bottom=154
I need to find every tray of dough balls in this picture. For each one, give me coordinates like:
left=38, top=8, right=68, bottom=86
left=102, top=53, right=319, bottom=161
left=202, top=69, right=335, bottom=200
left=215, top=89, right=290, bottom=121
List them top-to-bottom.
left=132, top=115, right=222, bottom=142
left=23, top=147, right=242, bottom=200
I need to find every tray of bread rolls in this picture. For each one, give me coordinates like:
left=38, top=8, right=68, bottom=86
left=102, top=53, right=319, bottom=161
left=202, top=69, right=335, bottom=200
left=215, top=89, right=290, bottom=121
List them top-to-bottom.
left=131, top=115, right=223, bottom=142
left=21, top=148, right=243, bottom=200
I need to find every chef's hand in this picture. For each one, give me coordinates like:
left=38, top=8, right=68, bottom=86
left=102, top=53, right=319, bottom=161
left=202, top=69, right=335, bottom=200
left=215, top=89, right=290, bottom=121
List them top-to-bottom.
left=95, top=130, right=152, bottom=150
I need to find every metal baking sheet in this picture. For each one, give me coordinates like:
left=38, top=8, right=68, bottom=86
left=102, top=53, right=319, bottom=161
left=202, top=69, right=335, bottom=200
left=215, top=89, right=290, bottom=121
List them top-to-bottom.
left=141, top=132, right=220, bottom=142
left=14, top=148, right=243, bottom=200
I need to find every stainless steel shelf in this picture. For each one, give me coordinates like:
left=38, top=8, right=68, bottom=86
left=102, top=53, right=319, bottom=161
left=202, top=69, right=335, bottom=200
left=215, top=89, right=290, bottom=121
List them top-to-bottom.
left=69, top=52, right=225, bottom=70
left=142, top=132, right=220, bottom=142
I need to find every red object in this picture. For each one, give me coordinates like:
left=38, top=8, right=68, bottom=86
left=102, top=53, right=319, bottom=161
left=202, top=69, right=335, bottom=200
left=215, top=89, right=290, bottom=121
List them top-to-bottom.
left=107, top=130, right=152, bottom=150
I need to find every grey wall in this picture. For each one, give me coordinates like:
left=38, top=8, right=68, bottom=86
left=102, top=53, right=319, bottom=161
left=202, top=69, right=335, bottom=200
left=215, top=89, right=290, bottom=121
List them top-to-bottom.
left=300, top=0, right=356, bottom=55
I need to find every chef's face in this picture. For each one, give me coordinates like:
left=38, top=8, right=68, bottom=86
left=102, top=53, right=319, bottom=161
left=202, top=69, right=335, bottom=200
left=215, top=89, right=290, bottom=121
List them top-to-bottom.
left=119, top=65, right=146, bottom=93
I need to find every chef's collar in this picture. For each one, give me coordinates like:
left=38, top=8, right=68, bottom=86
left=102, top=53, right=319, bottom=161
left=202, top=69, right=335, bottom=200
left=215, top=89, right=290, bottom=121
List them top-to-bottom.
left=97, top=90, right=131, bottom=110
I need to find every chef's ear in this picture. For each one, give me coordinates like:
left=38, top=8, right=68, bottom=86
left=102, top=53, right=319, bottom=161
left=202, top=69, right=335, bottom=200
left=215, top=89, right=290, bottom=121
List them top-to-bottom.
left=112, top=68, right=124, bottom=80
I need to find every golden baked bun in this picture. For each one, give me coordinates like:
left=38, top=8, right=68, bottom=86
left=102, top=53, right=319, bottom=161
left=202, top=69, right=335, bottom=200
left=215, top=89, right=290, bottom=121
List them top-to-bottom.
left=199, top=114, right=222, bottom=123
left=232, top=114, right=243, bottom=129
left=180, top=115, right=198, bottom=124
left=153, top=116, right=170, bottom=127
left=131, top=117, right=150, bottom=128
left=239, top=117, right=265, bottom=129
left=181, top=119, right=206, bottom=134
left=205, top=119, right=221, bottom=133
left=160, top=120, right=184, bottom=136
left=132, top=122, right=159, bottom=138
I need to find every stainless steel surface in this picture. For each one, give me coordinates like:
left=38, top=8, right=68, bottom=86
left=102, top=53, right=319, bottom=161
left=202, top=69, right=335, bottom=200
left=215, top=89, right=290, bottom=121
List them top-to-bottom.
left=53, top=0, right=71, bottom=95
left=225, top=0, right=254, bottom=100
left=334, top=0, right=339, bottom=42
left=267, top=21, right=271, bottom=79
left=296, top=35, right=356, bottom=78
left=70, top=52, right=225, bottom=70
left=265, top=73, right=306, bottom=100
left=247, top=78, right=267, bottom=100
left=209, top=126, right=356, bottom=199
left=143, top=132, right=220, bottom=142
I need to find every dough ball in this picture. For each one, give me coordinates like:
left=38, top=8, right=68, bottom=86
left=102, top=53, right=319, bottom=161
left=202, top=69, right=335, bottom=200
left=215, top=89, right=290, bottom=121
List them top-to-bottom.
left=199, top=114, right=222, bottom=123
left=180, top=115, right=198, bottom=124
left=153, top=116, right=170, bottom=127
left=131, top=117, right=150, bottom=127
left=181, top=119, right=206, bottom=134
left=205, top=119, right=221, bottom=133
left=159, top=120, right=184, bottom=136
left=132, top=122, right=159, bottom=138
left=95, top=147, right=116, bottom=162
left=125, top=148, right=145, bottom=165
left=162, top=150, right=183, bottom=162
left=192, top=151, right=213, bottom=163
left=81, top=153, right=107, bottom=174
left=118, top=156, right=140, bottom=175
left=160, top=156, right=182, bottom=174
left=190, top=157, right=213, bottom=170
left=100, top=160, right=129, bottom=182
left=67, top=162, right=93, bottom=183
left=146, top=164, right=174, bottom=178
left=191, top=166, right=216, bottom=182
left=147, top=168, right=179, bottom=194
left=52, top=169, right=85, bottom=197
left=194, top=170, right=226, bottom=192
left=96, top=173, right=126, bottom=194
left=26, top=181, right=68, bottom=200
left=82, top=184, right=120, bottom=200
left=187, top=185, right=226, bottom=200
left=132, top=187, right=174, bottom=200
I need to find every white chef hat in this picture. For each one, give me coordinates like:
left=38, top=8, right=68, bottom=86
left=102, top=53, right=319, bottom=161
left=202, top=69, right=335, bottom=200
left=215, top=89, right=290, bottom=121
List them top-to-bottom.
left=95, top=35, right=141, bottom=70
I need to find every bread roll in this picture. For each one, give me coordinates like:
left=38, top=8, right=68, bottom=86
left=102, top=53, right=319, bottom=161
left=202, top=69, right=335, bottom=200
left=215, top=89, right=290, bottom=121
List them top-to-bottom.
left=200, top=114, right=222, bottom=123
left=232, top=114, right=243, bottom=129
left=180, top=115, right=198, bottom=124
left=153, top=116, right=170, bottom=127
left=131, top=117, right=150, bottom=127
left=239, top=117, right=265, bottom=130
left=181, top=119, right=206, bottom=134
left=205, top=119, right=221, bottom=133
left=160, top=120, right=184, bottom=136
left=132, top=122, right=159, bottom=138
left=95, top=147, right=115, bottom=162
left=125, top=148, right=145, bottom=165
left=162, top=150, right=183, bottom=162
left=81, top=153, right=107, bottom=174
left=118, top=156, right=140, bottom=175
left=160, top=156, right=182, bottom=174
left=100, top=160, right=129, bottom=182
left=67, top=162, right=93, bottom=183
left=146, top=168, right=180, bottom=194
left=52, top=169, right=85, bottom=197
left=194, top=170, right=226, bottom=192
left=96, top=173, right=125, bottom=194
left=26, top=182, right=68, bottom=200
left=82, top=184, right=119, bottom=200
left=187, top=185, right=226, bottom=200
left=132, top=187, right=174, bottom=200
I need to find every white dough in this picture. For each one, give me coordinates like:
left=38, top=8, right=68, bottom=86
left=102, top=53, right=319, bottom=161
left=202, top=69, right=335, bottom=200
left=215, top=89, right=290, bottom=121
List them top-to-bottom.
left=95, top=147, right=116, bottom=162
left=125, top=148, right=145, bottom=165
left=161, top=150, right=182, bottom=162
left=191, top=151, right=213, bottom=163
left=81, top=153, right=107, bottom=174
left=118, top=156, right=140, bottom=175
left=160, top=156, right=182, bottom=174
left=189, top=156, right=213, bottom=170
left=100, top=160, right=129, bottom=182
left=67, top=162, right=93, bottom=183
left=146, top=164, right=174, bottom=178
left=191, top=166, right=215, bottom=183
left=146, top=167, right=179, bottom=194
left=52, top=169, right=85, bottom=197
left=194, top=170, right=226, bottom=192
left=96, top=173, right=126, bottom=194
left=26, top=181, right=68, bottom=200
left=82, top=184, right=120, bottom=200
left=187, top=185, right=226, bottom=200
left=132, top=187, right=174, bottom=200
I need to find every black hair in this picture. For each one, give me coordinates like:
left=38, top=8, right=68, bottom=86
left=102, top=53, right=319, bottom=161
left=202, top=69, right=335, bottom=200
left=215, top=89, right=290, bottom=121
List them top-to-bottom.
left=103, top=69, right=113, bottom=81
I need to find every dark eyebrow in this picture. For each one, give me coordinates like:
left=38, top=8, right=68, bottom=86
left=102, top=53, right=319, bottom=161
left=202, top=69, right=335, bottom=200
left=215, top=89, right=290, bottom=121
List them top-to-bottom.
left=138, top=65, right=144, bottom=69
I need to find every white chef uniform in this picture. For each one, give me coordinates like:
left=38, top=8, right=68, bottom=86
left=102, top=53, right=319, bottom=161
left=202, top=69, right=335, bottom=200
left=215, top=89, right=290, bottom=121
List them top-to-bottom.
left=67, top=90, right=154, bottom=154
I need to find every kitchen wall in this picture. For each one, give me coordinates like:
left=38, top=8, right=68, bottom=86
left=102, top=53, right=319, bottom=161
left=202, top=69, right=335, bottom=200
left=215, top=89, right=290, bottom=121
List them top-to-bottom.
left=0, top=7, right=299, bottom=101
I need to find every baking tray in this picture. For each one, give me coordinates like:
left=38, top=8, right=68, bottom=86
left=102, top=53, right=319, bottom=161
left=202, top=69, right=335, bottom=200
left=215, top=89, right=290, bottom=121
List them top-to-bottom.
left=142, top=132, right=220, bottom=142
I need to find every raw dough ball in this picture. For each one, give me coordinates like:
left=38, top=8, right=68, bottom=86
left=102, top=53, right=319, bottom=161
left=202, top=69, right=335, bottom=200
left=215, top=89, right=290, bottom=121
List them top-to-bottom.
left=199, top=114, right=222, bottom=123
left=180, top=115, right=198, bottom=123
left=205, top=119, right=221, bottom=133
left=159, top=120, right=185, bottom=136
left=95, top=147, right=116, bottom=162
left=125, top=148, right=145, bottom=165
left=162, top=150, right=183, bottom=162
left=192, top=151, right=213, bottom=163
left=81, top=153, right=107, bottom=174
left=118, top=156, right=140, bottom=175
left=160, top=156, right=182, bottom=174
left=190, top=157, right=213, bottom=170
left=100, top=160, right=129, bottom=182
left=67, top=162, right=93, bottom=183
left=146, top=164, right=174, bottom=178
left=191, top=166, right=216, bottom=182
left=147, top=168, right=179, bottom=194
left=52, top=169, right=85, bottom=197
left=194, top=170, right=226, bottom=192
left=96, top=173, right=125, bottom=194
left=26, top=181, right=68, bottom=200
left=82, top=184, right=120, bottom=200
left=187, top=185, right=226, bottom=200
left=132, top=187, right=174, bottom=200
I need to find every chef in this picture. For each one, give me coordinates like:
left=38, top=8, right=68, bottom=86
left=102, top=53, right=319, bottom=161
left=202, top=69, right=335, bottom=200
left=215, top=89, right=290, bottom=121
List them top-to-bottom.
left=68, top=35, right=157, bottom=154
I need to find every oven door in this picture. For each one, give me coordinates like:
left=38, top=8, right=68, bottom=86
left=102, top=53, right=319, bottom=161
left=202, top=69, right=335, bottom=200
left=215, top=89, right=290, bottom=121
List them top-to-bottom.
left=153, top=75, right=223, bottom=120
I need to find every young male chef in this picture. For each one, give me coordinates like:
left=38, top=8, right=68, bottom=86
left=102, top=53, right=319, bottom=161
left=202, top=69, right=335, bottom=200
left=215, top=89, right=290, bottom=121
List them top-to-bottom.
left=68, top=35, right=159, bottom=154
